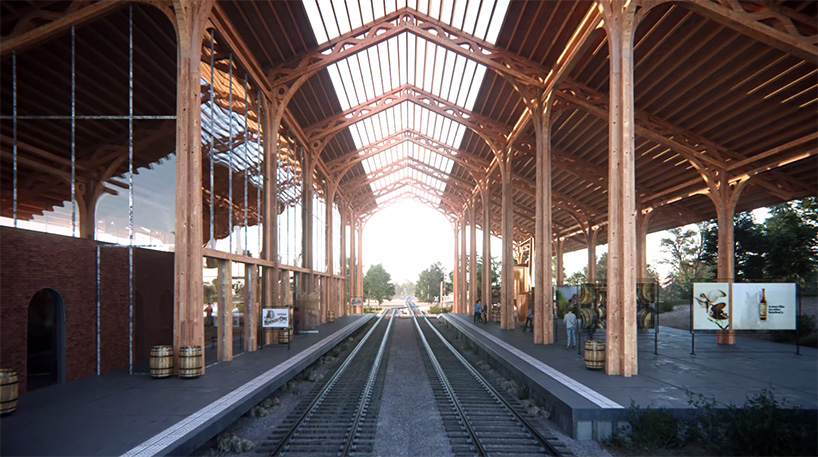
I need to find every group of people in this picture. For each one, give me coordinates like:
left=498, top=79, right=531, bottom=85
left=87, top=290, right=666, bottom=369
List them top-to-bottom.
left=473, top=297, right=586, bottom=350
left=472, top=300, right=488, bottom=324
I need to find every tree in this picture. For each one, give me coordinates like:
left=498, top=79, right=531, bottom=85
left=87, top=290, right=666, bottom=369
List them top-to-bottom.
left=698, top=198, right=817, bottom=292
left=763, top=198, right=818, bottom=288
left=701, top=212, right=766, bottom=281
left=660, top=225, right=714, bottom=302
left=416, top=262, right=446, bottom=303
left=362, top=264, right=396, bottom=305
left=398, top=280, right=415, bottom=297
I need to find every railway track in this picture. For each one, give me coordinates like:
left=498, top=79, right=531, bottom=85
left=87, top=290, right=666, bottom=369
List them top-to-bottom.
left=260, top=306, right=569, bottom=456
left=411, top=306, right=570, bottom=457
left=261, top=310, right=394, bottom=457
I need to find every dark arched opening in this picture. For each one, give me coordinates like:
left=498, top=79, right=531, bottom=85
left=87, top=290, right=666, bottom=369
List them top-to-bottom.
left=27, top=288, right=65, bottom=391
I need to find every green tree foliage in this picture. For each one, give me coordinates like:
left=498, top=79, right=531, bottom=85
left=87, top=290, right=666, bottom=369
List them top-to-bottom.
left=700, top=198, right=817, bottom=293
left=764, top=198, right=818, bottom=287
left=702, top=212, right=766, bottom=281
left=660, top=225, right=714, bottom=303
left=440, top=256, right=500, bottom=302
left=416, top=262, right=446, bottom=302
left=362, top=264, right=396, bottom=305
left=398, top=280, right=415, bottom=297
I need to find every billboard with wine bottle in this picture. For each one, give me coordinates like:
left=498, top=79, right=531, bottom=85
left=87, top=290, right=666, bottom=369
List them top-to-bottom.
left=692, top=282, right=796, bottom=331
left=731, top=283, right=796, bottom=330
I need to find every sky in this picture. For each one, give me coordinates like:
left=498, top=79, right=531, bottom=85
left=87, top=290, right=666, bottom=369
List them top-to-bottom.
left=362, top=200, right=772, bottom=287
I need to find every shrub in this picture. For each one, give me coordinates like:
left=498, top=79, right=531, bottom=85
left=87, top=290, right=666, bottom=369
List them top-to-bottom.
left=428, top=304, right=452, bottom=314
left=687, top=388, right=818, bottom=456
left=626, top=401, right=683, bottom=451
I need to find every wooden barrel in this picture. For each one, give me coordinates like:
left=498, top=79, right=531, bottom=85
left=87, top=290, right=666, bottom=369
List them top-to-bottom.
left=578, top=308, right=597, bottom=329
left=637, top=308, right=654, bottom=329
left=327, top=310, right=336, bottom=323
left=279, top=328, right=291, bottom=344
left=584, top=340, right=605, bottom=370
left=178, top=345, right=202, bottom=378
left=150, top=346, right=173, bottom=378
left=0, top=369, right=18, bottom=415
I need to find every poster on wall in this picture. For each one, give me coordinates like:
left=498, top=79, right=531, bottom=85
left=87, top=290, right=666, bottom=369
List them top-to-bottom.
left=692, top=282, right=731, bottom=331
left=732, top=283, right=796, bottom=330
left=350, top=297, right=363, bottom=307
left=262, top=308, right=289, bottom=328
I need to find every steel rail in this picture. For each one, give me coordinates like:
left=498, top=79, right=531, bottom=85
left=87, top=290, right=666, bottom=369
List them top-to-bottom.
left=411, top=305, right=565, bottom=456
left=267, top=309, right=394, bottom=457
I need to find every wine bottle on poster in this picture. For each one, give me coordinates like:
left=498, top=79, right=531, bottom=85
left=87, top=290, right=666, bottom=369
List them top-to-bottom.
left=759, top=288, right=767, bottom=321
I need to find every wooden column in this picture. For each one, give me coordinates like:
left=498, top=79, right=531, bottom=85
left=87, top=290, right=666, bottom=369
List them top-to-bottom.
left=172, top=0, right=213, bottom=372
left=600, top=0, right=638, bottom=376
left=261, top=95, right=279, bottom=345
left=533, top=101, right=554, bottom=343
left=500, top=150, right=514, bottom=329
left=302, top=152, right=314, bottom=298
left=704, top=171, right=750, bottom=344
left=75, top=180, right=105, bottom=239
left=325, top=185, right=336, bottom=322
left=481, top=185, right=492, bottom=320
left=469, top=198, right=478, bottom=313
left=339, top=203, right=347, bottom=316
left=348, top=209, right=359, bottom=306
left=636, top=209, right=653, bottom=280
left=460, top=213, right=468, bottom=313
left=356, top=220, right=363, bottom=298
left=452, top=221, right=459, bottom=313
left=586, top=225, right=599, bottom=281
left=555, top=238, right=564, bottom=286
left=217, top=259, right=233, bottom=361
left=245, top=265, right=258, bottom=351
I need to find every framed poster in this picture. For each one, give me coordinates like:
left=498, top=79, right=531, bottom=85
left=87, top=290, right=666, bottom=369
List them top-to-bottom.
left=692, top=282, right=731, bottom=331
left=732, top=283, right=796, bottom=330
left=350, top=297, right=363, bottom=306
left=262, top=308, right=289, bottom=328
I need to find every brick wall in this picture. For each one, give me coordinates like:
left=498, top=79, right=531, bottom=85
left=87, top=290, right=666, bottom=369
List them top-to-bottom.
left=0, top=227, right=131, bottom=393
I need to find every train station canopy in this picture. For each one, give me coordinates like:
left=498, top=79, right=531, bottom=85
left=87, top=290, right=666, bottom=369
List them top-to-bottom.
left=1, top=0, right=816, bottom=252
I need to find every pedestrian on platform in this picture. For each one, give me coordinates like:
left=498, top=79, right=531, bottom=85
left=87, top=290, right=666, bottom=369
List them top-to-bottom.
left=473, top=300, right=482, bottom=324
left=481, top=302, right=487, bottom=323
left=522, top=306, right=534, bottom=332
left=564, top=307, right=577, bottom=348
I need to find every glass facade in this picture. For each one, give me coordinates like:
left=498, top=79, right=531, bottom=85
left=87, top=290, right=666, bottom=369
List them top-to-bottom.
left=277, top=128, right=304, bottom=268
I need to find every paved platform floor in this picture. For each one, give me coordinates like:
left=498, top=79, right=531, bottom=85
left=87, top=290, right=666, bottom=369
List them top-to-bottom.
left=440, top=313, right=817, bottom=440
left=0, top=314, right=373, bottom=457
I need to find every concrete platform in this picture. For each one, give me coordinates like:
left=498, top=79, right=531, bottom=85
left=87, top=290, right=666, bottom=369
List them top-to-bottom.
left=440, top=313, right=818, bottom=441
left=0, top=314, right=374, bottom=456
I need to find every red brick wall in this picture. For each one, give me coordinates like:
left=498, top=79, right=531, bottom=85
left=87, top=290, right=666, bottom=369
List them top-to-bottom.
left=0, top=227, right=130, bottom=393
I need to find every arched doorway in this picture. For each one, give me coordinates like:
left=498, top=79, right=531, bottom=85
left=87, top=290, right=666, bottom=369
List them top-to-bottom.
left=27, top=288, right=65, bottom=391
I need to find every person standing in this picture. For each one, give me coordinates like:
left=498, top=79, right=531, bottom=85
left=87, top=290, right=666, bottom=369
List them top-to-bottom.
left=473, top=300, right=482, bottom=324
left=480, top=302, right=487, bottom=324
left=522, top=306, right=534, bottom=332
left=564, top=307, right=578, bottom=348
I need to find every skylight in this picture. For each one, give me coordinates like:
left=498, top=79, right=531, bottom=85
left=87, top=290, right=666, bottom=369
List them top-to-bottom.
left=303, top=0, right=510, bottom=208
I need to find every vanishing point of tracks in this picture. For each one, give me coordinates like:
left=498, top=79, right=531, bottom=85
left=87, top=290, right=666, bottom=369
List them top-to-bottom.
left=261, top=308, right=567, bottom=457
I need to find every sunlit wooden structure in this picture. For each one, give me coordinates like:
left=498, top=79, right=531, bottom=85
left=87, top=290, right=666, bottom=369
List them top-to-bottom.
left=1, top=0, right=815, bottom=383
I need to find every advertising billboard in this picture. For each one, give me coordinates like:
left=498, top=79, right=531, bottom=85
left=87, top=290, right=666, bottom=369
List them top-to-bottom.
left=692, top=282, right=731, bottom=331
left=732, top=283, right=796, bottom=330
